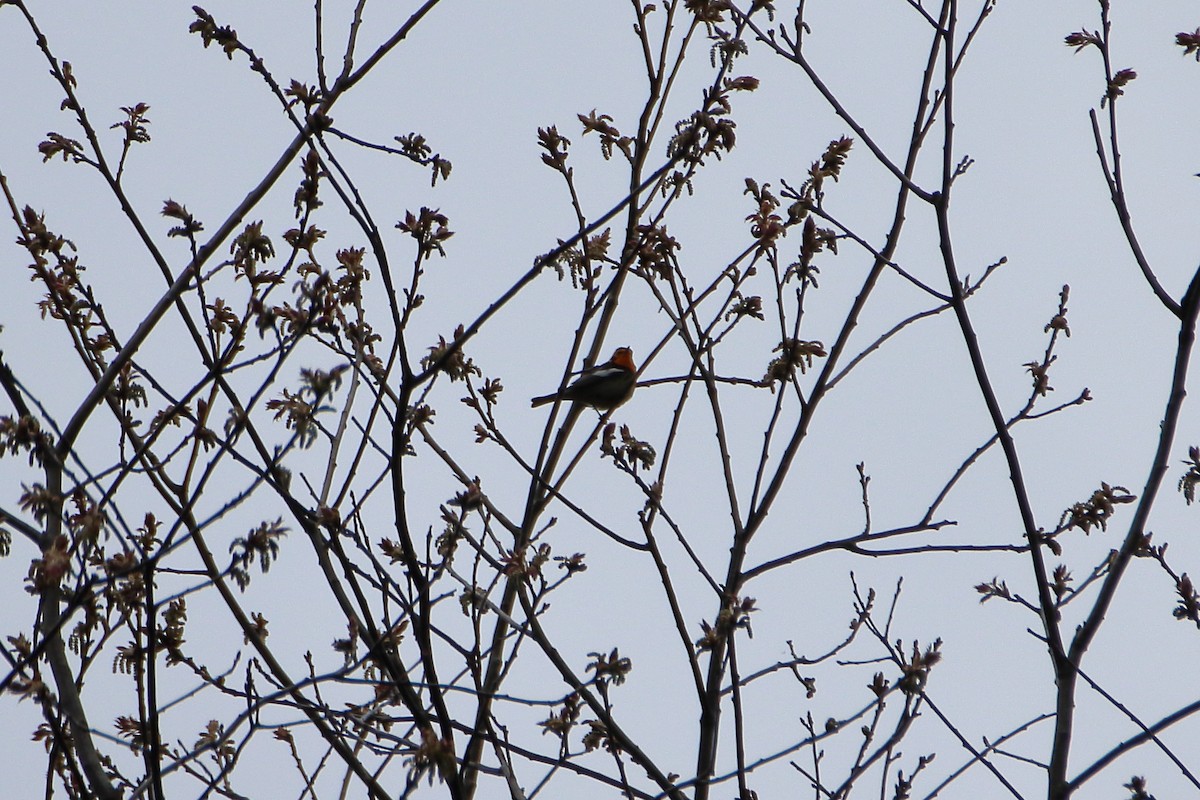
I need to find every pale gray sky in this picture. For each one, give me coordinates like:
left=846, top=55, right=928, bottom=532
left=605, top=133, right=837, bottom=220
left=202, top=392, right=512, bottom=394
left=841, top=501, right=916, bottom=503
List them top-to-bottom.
left=3, top=2, right=1200, bottom=798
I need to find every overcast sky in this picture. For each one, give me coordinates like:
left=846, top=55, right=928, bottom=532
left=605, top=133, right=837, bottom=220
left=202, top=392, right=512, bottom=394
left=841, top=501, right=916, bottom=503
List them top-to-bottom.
left=3, top=2, right=1200, bottom=798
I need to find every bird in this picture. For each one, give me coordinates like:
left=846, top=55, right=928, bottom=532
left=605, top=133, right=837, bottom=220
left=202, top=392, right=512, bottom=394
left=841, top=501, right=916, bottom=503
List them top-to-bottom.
left=531, top=347, right=637, bottom=410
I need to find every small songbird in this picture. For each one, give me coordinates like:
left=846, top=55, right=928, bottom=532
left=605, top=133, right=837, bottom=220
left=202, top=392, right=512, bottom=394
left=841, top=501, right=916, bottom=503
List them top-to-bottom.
left=531, top=347, right=637, bottom=410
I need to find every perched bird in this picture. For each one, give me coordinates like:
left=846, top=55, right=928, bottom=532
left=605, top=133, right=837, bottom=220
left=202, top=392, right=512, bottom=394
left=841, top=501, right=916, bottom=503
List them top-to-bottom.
left=531, top=347, right=637, bottom=410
